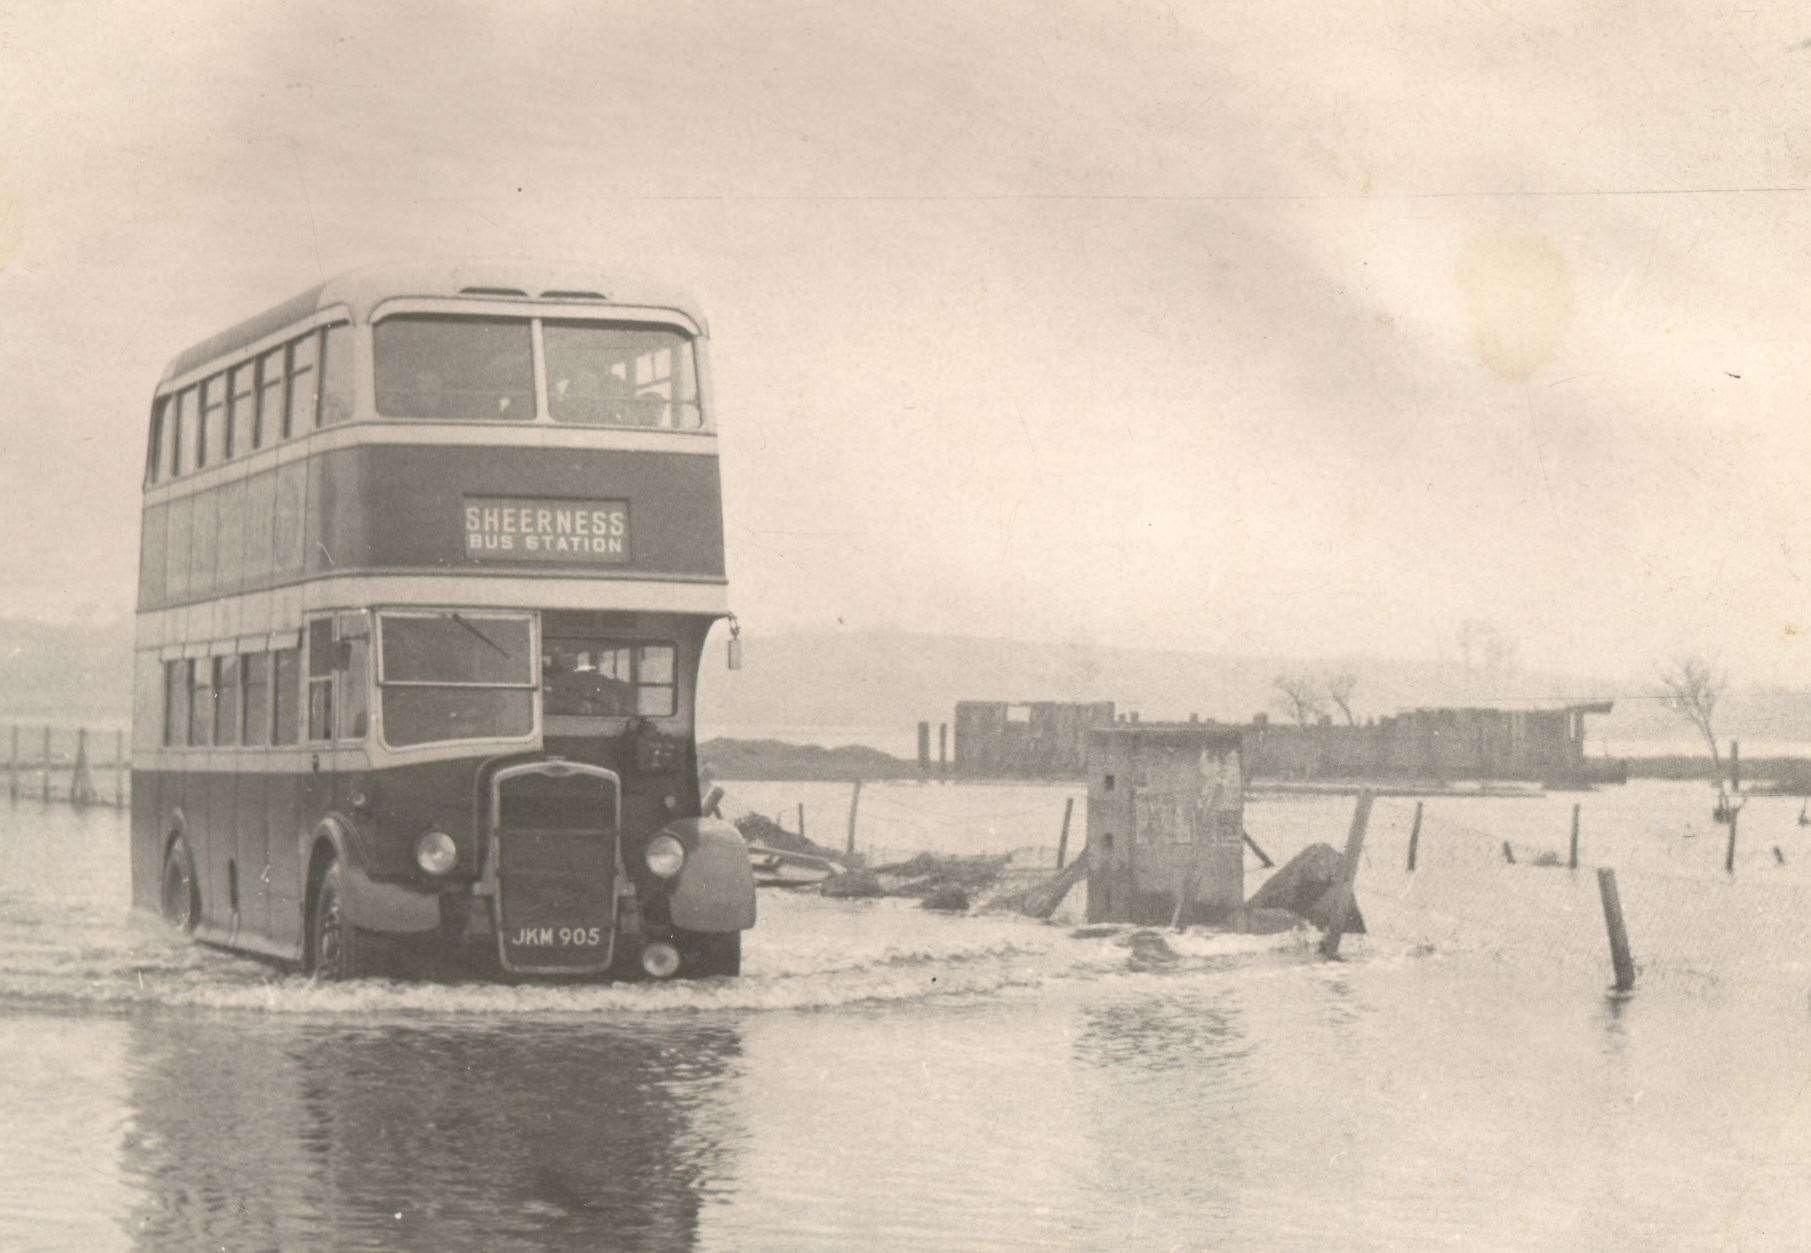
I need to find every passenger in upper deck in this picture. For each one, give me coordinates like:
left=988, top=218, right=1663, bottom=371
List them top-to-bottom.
left=551, top=365, right=641, bottom=426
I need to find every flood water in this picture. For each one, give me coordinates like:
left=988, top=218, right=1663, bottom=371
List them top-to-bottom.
left=2, top=782, right=1809, bottom=1250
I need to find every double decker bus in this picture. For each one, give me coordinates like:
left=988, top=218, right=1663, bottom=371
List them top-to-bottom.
left=130, top=261, right=755, bottom=980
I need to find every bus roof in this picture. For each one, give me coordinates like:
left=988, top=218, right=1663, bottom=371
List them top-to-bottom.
left=160, top=260, right=709, bottom=383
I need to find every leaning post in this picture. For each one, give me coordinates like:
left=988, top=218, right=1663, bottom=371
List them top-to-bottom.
left=71, top=728, right=98, bottom=807
left=845, top=778, right=863, bottom=855
left=1320, top=790, right=1374, bottom=959
left=1055, top=795, right=1074, bottom=869
left=1406, top=800, right=1423, bottom=872
left=1568, top=803, right=1581, bottom=870
left=1242, top=828, right=1275, bottom=869
left=1596, top=867, right=1635, bottom=993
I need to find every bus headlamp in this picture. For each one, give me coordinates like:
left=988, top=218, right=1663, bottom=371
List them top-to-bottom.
left=415, top=830, right=458, bottom=875
left=645, top=834, right=685, bottom=879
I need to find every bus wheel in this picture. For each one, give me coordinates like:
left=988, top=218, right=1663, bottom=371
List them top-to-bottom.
left=160, top=837, right=197, bottom=933
left=309, top=858, right=379, bottom=980
left=679, top=930, right=741, bottom=978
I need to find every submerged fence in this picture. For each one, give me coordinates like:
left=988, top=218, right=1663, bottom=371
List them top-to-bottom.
left=5, top=726, right=129, bottom=808
left=725, top=776, right=1811, bottom=998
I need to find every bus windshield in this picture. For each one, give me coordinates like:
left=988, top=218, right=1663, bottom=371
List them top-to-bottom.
left=378, top=611, right=535, bottom=747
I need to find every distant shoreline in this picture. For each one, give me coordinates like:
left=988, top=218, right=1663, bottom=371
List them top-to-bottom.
left=700, top=736, right=1811, bottom=790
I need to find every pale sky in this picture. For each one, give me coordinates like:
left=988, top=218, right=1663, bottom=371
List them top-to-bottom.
left=2, top=1, right=1808, bottom=683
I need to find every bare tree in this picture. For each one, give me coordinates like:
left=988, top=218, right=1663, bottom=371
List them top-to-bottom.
left=1456, top=618, right=1521, bottom=675
left=1657, top=655, right=1725, bottom=770
left=1325, top=671, right=1358, bottom=725
left=1273, top=673, right=1327, bottom=727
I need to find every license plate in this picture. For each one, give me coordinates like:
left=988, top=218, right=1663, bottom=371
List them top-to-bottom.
left=507, top=924, right=605, bottom=948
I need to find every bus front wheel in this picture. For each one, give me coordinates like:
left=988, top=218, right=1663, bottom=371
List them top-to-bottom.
left=160, top=837, right=197, bottom=932
left=308, top=858, right=381, bottom=980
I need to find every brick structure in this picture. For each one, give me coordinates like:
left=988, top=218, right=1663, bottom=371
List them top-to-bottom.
left=1085, top=722, right=1245, bottom=925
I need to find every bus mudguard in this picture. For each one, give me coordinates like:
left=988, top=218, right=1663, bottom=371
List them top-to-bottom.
left=309, top=815, right=442, bottom=935
left=663, top=818, right=757, bottom=932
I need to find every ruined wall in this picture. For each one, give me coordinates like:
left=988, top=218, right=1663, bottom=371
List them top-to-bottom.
left=953, top=700, right=1115, bottom=778
left=1242, top=705, right=1605, bottom=784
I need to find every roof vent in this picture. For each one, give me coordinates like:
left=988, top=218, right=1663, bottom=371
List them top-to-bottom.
left=459, top=286, right=529, bottom=297
left=541, top=289, right=606, bottom=300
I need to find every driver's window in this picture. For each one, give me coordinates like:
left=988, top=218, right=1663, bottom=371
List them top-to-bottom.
left=306, top=618, right=335, bottom=742
left=543, top=638, right=675, bottom=717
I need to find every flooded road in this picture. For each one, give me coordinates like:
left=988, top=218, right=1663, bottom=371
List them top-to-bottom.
left=2, top=784, right=1809, bottom=1249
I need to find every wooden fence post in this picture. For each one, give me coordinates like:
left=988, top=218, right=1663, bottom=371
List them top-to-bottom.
left=917, top=721, right=931, bottom=779
left=938, top=723, right=949, bottom=780
left=71, top=728, right=98, bottom=807
left=845, top=778, right=862, bottom=855
left=1320, top=791, right=1373, bottom=959
left=1055, top=796, right=1074, bottom=869
left=1406, top=800, right=1423, bottom=871
left=797, top=801, right=806, bottom=839
left=1568, top=803, right=1581, bottom=870
left=1242, top=829, right=1275, bottom=869
left=1502, top=840, right=1516, bottom=865
left=1597, top=867, right=1635, bottom=993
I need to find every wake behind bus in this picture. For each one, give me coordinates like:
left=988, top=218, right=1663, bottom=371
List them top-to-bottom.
left=130, top=261, right=755, bottom=980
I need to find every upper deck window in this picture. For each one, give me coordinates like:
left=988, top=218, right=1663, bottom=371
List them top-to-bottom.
left=374, top=316, right=534, bottom=422
left=543, top=321, right=701, bottom=430
left=287, top=333, right=320, bottom=437
left=255, top=347, right=285, bottom=446
left=227, top=362, right=257, bottom=458
left=200, top=375, right=227, bottom=467
left=177, top=387, right=200, bottom=474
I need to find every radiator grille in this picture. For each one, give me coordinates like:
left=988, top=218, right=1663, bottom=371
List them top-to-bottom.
left=492, top=765, right=620, bottom=974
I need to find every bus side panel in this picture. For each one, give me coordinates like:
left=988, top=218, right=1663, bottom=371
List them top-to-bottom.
left=128, top=651, right=167, bottom=914
left=191, top=768, right=230, bottom=935
left=237, top=770, right=271, bottom=941
left=264, top=770, right=305, bottom=955
left=129, top=771, right=164, bottom=915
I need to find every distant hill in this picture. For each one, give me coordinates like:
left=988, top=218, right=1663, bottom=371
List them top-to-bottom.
left=0, top=616, right=1803, bottom=752
left=0, top=616, right=134, bottom=725
left=696, top=628, right=1811, bottom=753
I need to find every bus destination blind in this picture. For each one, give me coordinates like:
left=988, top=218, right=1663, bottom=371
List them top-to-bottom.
left=463, top=497, right=630, bottom=563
